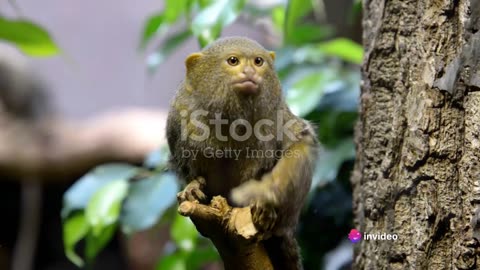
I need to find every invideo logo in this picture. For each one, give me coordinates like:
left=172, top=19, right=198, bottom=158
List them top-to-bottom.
left=348, top=229, right=398, bottom=243
left=348, top=229, right=362, bottom=243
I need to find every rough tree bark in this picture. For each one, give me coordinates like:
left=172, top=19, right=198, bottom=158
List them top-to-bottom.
left=352, top=0, right=480, bottom=269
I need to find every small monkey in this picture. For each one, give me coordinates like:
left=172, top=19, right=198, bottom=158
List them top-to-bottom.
left=167, top=37, right=317, bottom=270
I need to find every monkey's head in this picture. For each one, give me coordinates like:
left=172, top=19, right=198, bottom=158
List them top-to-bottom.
left=184, top=37, right=282, bottom=111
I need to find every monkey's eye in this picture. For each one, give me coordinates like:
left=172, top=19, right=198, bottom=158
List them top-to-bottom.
left=227, top=56, right=240, bottom=66
left=254, top=57, right=264, bottom=66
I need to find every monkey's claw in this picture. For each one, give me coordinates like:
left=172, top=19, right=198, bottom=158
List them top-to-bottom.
left=177, top=177, right=207, bottom=203
left=251, top=202, right=277, bottom=232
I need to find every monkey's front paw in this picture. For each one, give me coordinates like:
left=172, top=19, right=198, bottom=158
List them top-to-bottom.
left=177, top=177, right=207, bottom=204
left=251, top=202, right=277, bottom=232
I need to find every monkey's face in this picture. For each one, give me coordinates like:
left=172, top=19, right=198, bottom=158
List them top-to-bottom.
left=183, top=38, right=283, bottom=121
left=185, top=47, right=276, bottom=97
left=220, top=52, right=275, bottom=96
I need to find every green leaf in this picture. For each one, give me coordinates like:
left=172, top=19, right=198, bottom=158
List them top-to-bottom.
left=140, top=0, right=191, bottom=49
left=140, top=0, right=187, bottom=49
left=164, top=0, right=188, bottom=22
left=186, top=0, right=197, bottom=13
left=191, top=0, right=247, bottom=48
left=197, top=0, right=215, bottom=8
left=284, top=0, right=313, bottom=45
left=348, top=0, right=362, bottom=24
left=271, top=6, right=285, bottom=32
left=140, top=13, right=165, bottom=49
left=0, top=17, right=59, bottom=57
left=287, top=24, right=333, bottom=45
left=147, top=29, right=192, bottom=73
left=317, top=38, right=363, bottom=64
left=273, top=47, right=297, bottom=73
left=293, top=47, right=325, bottom=65
left=315, top=70, right=360, bottom=112
left=286, top=72, right=328, bottom=117
left=317, top=87, right=359, bottom=112
left=308, top=110, right=358, bottom=148
left=311, top=138, right=355, bottom=189
left=143, top=146, right=171, bottom=169
left=62, top=163, right=139, bottom=218
left=121, top=172, right=179, bottom=234
left=83, top=179, right=128, bottom=264
left=85, top=180, right=129, bottom=236
left=63, top=213, right=89, bottom=267
left=171, top=214, right=198, bottom=251
left=85, top=223, right=117, bottom=264
left=186, top=246, right=220, bottom=269
left=156, top=252, right=188, bottom=270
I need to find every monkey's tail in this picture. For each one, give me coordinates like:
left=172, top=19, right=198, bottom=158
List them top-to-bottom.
left=264, top=234, right=304, bottom=270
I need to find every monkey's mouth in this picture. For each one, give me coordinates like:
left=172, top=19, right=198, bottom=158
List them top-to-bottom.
left=232, top=79, right=259, bottom=95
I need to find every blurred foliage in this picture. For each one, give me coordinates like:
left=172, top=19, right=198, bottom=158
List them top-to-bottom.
left=60, top=0, right=362, bottom=269
left=0, top=16, right=59, bottom=56
left=61, top=150, right=219, bottom=269
left=61, top=160, right=179, bottom=267
left=157, top=214, right=220, bottom=270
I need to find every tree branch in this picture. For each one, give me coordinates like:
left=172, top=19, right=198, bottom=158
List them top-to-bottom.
left=0, top=108, right=168, bottom=181
left=179, top=196, right=274, bottom=270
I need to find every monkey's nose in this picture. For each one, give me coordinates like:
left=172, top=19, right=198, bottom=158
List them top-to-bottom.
left=243, top=65, right=255, bottom=76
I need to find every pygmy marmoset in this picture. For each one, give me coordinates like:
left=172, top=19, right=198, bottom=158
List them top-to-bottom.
left=167, top=36, right=318, bottom=270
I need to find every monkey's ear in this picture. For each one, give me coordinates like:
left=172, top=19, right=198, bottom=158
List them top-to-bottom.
left=269, top=51, right=276, bottom=61
left=185, top=52, right=203, bottom=70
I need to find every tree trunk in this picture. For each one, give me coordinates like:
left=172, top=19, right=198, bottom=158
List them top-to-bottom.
left=352, top=0, right=480, bottom=269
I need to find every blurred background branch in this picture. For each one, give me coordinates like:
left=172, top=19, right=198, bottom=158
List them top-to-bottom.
left=0, top=109, right=167, bottom=181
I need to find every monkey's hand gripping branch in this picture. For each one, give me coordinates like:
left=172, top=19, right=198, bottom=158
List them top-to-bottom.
left=178, top=197, right=274, bottom=270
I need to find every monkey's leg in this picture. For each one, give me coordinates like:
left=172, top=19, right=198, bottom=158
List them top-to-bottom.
left=177, top=176, right=207, bottom=203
